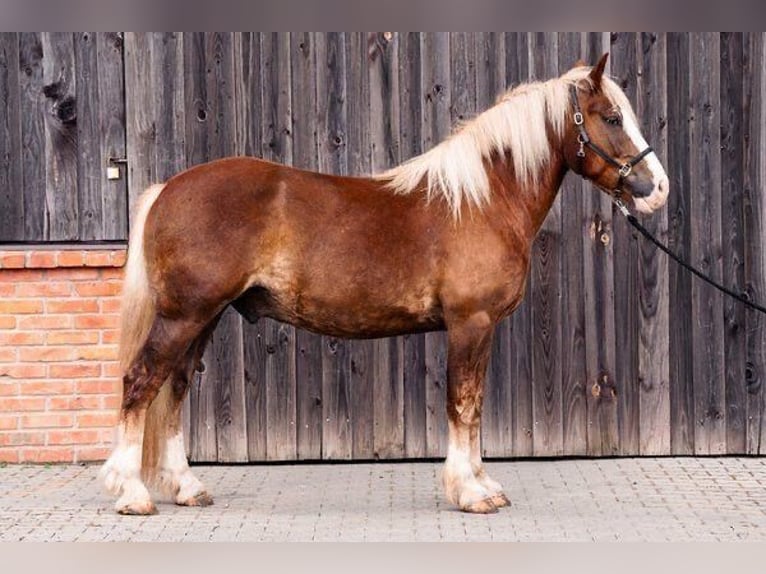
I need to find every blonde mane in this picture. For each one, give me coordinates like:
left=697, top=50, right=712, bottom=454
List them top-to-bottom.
left=376, top=67, right=636, bottom=218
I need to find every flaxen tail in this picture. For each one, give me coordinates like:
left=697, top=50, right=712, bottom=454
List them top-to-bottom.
left=119, top=184, right=165, bottom=372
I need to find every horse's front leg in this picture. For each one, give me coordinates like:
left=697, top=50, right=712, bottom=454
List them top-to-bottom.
left=443, top=312, right=508, bottom=513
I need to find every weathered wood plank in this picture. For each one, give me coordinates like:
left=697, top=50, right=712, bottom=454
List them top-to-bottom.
left=504, top=31, right=534, bottom=457
left=18, top=32, right=46, bottom=241
left=42, top=32, right=79, bottom=240
left=74, top=32, right=103, bottom=241
left=96, top=32, right=128, bottom=240
left=259, top=32, right=297, bottom=461
left=290, top=32, right=323, bottom=460
left=316, top=32, right=353, bottom=460
left=344, top=32, right=375, bottom=460
left=369, top=32, right=405, bottom=460
left=398, top=32, right=427, bottom=459
left=421, top=32, right=450, bottom=458
left=476, top=32, right=512, bottom=458
left=529, top=32, right=563, bottom=457
left=557, top=32, right=588, bottom=456
left=583, top=32, right=620, bottom=456
left=609, top=32, right=640, bottom=455
left=637, top=32, right=671, bottom=455
left=666, top=32, right=695, bottom=455
left=719, top=32, right=747, bottom=454
left=0, top=33, right=23, bottom=242
left=124, top=33, right=155, bottom=207
left=689, top=33, right=725, bottom=455
left=743, top=33, right=766, bottom=454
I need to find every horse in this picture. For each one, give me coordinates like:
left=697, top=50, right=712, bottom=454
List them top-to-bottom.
left=99, top=53, right=669, bottom=515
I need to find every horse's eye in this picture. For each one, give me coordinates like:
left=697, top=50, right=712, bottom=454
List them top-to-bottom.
left=604, top=115, right=622, bottom=127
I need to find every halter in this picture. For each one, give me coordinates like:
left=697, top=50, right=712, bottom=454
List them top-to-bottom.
left=569, top=83, right=654, bottom=190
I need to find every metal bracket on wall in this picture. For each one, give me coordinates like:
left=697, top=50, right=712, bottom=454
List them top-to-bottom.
left=107, top=157, right=127, bottom=180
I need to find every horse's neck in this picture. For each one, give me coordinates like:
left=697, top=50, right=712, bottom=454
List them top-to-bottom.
left=487, top=147, right=568, bottom=238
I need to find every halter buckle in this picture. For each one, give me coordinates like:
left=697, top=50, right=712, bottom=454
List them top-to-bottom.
left=573, top=111, right=584, bottom=126
left=577, top=134, right=586, bottom=158
left=618, top=163, right=632, bottom=178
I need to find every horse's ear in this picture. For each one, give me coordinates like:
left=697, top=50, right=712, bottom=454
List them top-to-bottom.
left=588, top=52, right=609, bottom=91
left=574, top=58, right=587, bottom=68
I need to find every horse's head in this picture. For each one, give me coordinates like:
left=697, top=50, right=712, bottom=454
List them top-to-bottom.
left=563, top=53, right=669, bottom=214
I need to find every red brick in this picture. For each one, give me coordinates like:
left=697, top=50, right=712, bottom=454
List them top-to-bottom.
left=56, top=251, right=85, bottom=267
left=111, top=251, right=127, bottom=267
left=26, top=252, right=57, bottom=268
left=84, top=252, right=113, bottom=267
left=0, top=253, right=25, bottom=269
left=59, top=268, right=100, bottom=281
left=100, top=268, right=125, bottom=280
left=0, top=269, right=44, bottom=282
left=15, top=281, right=72, bottom=297
left=74, top=281, right=122, bottom=297
left=0, top=283, right=16, bottom=297
left=100, top=297, right=122, bottom=313
left=46, top=298, right=99, bottom=314
left=0, top=299, right=44, bottom=314
left=74, top=314, right=119, bottom=330
left=17, top=315, right=73, bottom=330
left=0, top=316, right=16, bottom=329
left=101, top=329, right=120, bottom=344
left=46, top=330, right=100, bottom=345
left=0, top=331, right=46, bottom=345
left=75, top=345, right=118, bottom=361
left=19, top=346, right=76, bottom=362
left=0, top=348, right=16, bottom=362
left=0, top=363, right=47, bottom=379
left=49, top=363, right=101, bottom=378
left=102, top=363, right=122, bottom=377
left=76, top=379, right=119, bottom=394
left=20, top=380, right=75, bottom=395
left=0, top=382, right=18, bottom=396
left=49, top=395, right=103, bottom=410
left=102, top=395, right=122, bottom=409
left=0, top=397, right=46, bottom=411
left=77, top=412, right=118, bottom=427
left=20, top=413, right=74, bottom=429
left=0, top=416, right=18, bottom=430
left=48, top=429, right=100, bottom=445
left=0, top=431, right=46, bottom=447
left=76, top=446, right=112, bottom=462
left=20, top=447, right=74, bottom=462
left=0, top=449, right=20, bottom=463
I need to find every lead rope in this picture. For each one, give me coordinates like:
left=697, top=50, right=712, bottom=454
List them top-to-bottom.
left=612, top=198, right=766, bottom=316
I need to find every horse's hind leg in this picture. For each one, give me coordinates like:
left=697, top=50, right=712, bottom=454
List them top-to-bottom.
left=442, top=312, right=508, bottom=513
left=100, top=316, right=203, bottom=515
left=153, top=319, right=220, bottom=507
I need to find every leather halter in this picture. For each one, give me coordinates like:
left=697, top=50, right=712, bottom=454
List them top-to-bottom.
left=569, top=83, right=653, bottom=189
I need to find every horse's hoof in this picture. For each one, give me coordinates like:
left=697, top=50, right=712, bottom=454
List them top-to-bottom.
left=177, top=491, right=214, bottom=507
left=490, top=492, right=511, bottom=508
left=460, top=497, right=498, bottom=514
left=116, top=500, right=157, bottom=516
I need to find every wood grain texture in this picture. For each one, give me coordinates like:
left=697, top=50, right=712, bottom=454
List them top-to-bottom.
left=529, top=32, right=563, bottom=457
left=557, top=32, right=588, bottom=456
left=583, top=32, right=620, bottom=456
left=609, top=32, right=640, bottom=455
left=666, top=32, right=695, bottom=455
left=720, top=32, right=747, bottom=454
left=0, top=33, right=23, bottom=242
left=637, top=33, right=671, bottom=455
left=689, top=33, right=726, bottom=455
left=743, top=33, right=766, bottom=454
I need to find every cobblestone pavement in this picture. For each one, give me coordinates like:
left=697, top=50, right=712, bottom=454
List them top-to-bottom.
left=1, top=457, right=765, bottom=541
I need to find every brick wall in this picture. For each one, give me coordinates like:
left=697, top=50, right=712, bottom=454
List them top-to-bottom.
left=0, top=249, right=126, bottom=464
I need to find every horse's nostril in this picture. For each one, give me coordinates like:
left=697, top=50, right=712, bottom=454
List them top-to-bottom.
left=659, top=177, right=669, bottom=196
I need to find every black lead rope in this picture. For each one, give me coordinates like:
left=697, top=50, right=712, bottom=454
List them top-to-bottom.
left=612, top=199, right=766, bottom=316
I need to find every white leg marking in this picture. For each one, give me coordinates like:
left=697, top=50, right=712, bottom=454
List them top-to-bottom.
left=99, top=422, right=155, bottom=513
left=443, top=422, right=492, bottom=508
left=161, top=432, right=208, bottom=504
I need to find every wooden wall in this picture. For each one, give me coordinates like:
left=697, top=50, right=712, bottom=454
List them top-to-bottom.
left=1, top=32, right=765, bottom=460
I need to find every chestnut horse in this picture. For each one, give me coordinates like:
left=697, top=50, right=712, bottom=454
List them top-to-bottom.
left=100, top=53, right=669, bottom=515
